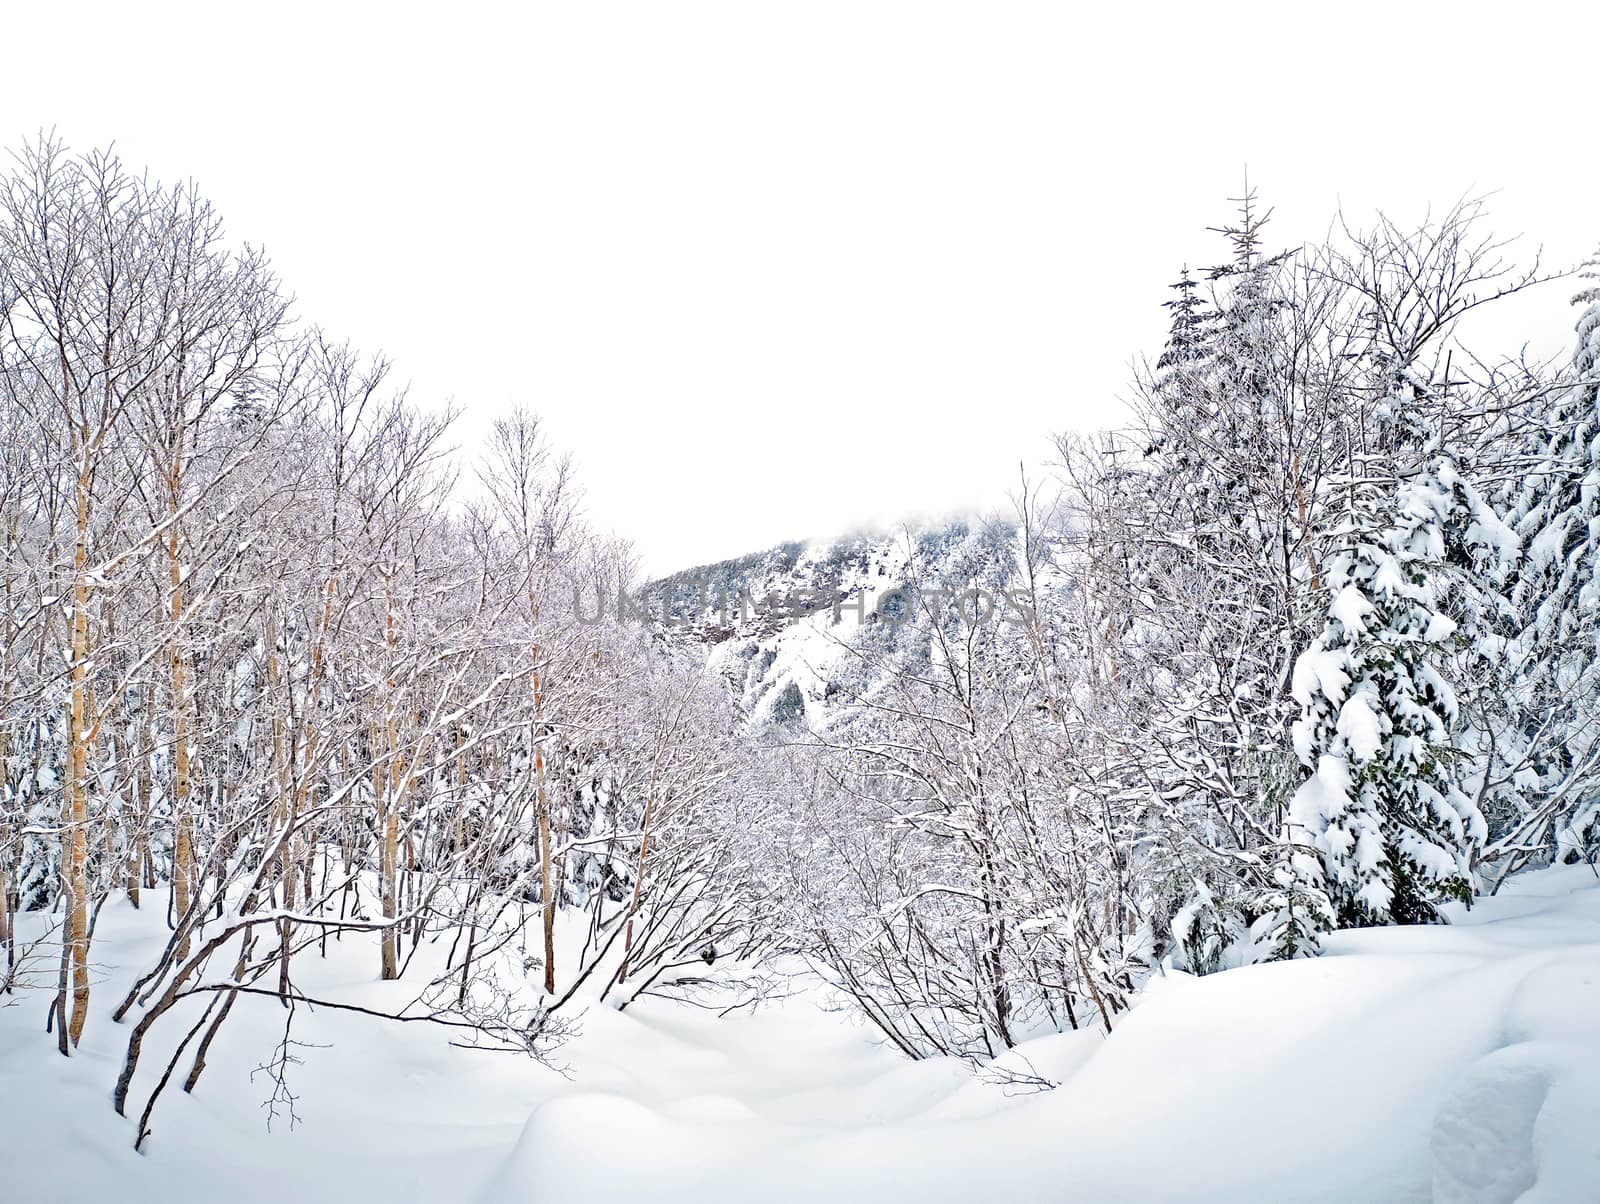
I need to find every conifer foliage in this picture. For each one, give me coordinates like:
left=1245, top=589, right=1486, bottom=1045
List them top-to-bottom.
left=1499, top=254, right=1600, bottom=866
left=1288, top=460, right=1484, bottom=930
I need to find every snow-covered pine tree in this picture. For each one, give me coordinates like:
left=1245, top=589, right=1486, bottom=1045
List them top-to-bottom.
left=1126, top=188, right=1311, bottom=959
left=1144, top=188, right=1292, bottom=531
left=1498, top=253, right=1600, bottom=865
left=1148, top=267, right=1217, bottom=438
left=1157, top=267, right=1212, bottom=363
left=1288, top=457, right=1485, bottom=927
left=1247, top=828, right=1336, bottom=961
left=1170, top=879, right=1245, bottom=975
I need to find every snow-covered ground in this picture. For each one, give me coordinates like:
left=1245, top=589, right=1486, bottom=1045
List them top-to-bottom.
left=4, top=864, right=1598, bottom=1203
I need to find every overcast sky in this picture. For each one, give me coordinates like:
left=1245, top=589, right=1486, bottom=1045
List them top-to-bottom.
left=2, top=2, right=1592, bottom=573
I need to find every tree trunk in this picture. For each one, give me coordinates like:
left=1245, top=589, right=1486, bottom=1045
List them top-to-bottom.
left=60, top=456, right=94, bottom=1051
left=168, top=512, right=196, bottom=961
left=380, top=585, right=402, bottom=981
left=536, top=653, right=555, bottom=994
left=617, top=791, right=656, bottom=985
left=0, top=848, right=12, bottom=990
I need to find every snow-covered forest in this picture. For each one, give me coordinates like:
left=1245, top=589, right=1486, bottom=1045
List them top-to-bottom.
left=4, top=136, right=1600, bottom=1200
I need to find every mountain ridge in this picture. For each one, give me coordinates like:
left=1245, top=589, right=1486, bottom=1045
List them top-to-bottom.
left=636, top=515, right=1023, bottom=728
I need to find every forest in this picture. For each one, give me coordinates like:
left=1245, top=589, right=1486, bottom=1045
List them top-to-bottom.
left=2, top=136, right=1598, bottom=1194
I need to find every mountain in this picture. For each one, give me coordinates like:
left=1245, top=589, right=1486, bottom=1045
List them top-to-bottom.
left=638, top=516, right=1023, bottom=729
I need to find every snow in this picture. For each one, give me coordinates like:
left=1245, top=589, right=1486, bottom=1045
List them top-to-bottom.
left=1527, top=515, right=1574, bottom=573
left=1372, top=552, right=1412, bottom=599
left=1329, top=583, right=1374, bottom=634
left=1426, top=610, right=1459, bottom=642
left=1291, top=645, right=1349, bottom=710
left=1337, top=692, right=1384, bottom=761
left=1291, top=752, right=1356, bottom=832
left=4, top=866, right=1600, bottom=1202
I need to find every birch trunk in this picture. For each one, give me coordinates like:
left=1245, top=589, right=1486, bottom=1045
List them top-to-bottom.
left=60, top=452, right=93, bottom=1050
left=167, top=494, right=196, bottom=961
left=534, top=630, right=555, bottom=994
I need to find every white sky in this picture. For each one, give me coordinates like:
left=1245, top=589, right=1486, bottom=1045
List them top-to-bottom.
left=2, top=2, right=1593, bottom=574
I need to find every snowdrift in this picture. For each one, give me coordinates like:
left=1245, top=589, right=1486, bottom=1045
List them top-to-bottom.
left=3, top=865, right=1597, bottom=1202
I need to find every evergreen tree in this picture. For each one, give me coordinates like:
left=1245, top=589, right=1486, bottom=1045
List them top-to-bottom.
left=1129, top=187, right=1314, bottom=953
left=1500, top=253, right=1600, bottom=863
left=1152, top=267, right=1216, bottom=394
left=1288, top=459, right=1485, bottom=925
left=1247, top=829, right=1337, bottom=961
